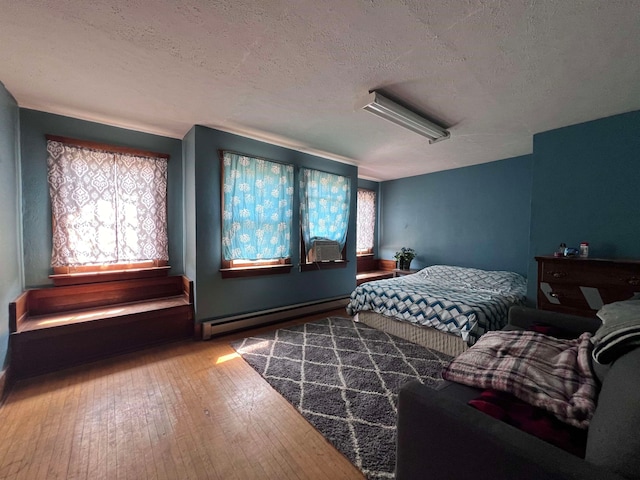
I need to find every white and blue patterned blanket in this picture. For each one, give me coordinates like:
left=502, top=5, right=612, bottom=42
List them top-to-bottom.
left=346, top=265, right=527, bottom=346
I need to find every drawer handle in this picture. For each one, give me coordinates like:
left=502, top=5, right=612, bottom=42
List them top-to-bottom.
left=552, top=272, right=567, bottom=279
left=628, top=277, right=640, bottom=286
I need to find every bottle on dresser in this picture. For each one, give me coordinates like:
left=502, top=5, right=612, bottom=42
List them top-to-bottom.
left=579, top=242, right=589, bottom=258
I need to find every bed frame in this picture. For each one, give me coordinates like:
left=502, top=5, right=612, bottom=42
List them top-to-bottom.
left=356, top=311, right=468, bottom=358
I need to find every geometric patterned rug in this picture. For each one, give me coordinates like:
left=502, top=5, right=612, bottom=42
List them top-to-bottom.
left=231, top=317, right=452, bottom=479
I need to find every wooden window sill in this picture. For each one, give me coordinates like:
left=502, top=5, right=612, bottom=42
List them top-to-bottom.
left=299, top=260, right=348, bottom=272
left=220, top=264, right=293, bottom=279
left=50, top=266, right=171, bottom=286
left=356, top=270, right=394, bottom=285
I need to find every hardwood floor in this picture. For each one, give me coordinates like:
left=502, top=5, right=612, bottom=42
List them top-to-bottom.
left=0, top=309, right=364, bottom=480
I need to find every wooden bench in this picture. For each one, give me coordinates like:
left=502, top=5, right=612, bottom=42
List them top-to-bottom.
left=356, top=257, right=396, bottom=285
left=356, top=270, right=394, bottom=285
left=9, top=274, right=195, bottom=379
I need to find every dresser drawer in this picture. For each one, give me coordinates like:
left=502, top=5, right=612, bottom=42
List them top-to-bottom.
left=536, top=256, right=640, bottom=317
left=539, top=260, right=640, bottom=288
left=538, top=284, right=590, bottom=311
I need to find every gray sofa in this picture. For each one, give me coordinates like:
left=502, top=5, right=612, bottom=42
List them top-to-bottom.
left=396, top=306, right=640, bottom=480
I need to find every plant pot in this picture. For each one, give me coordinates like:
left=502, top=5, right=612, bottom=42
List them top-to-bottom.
left=398, top=258, right=412, bottom=270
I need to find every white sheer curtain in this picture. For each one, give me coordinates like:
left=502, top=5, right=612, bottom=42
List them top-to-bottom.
left=47, top=139, right=168, bottom=267
left=357, top=188, right=376, bottom=253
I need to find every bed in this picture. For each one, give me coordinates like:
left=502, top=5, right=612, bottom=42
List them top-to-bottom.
left=346, top=265, right=527, bottom=356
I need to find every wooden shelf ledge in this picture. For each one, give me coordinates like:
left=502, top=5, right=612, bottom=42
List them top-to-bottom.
left=356, top=270, right=394, bottom=285
left=17, top=296, right=191, bottom=334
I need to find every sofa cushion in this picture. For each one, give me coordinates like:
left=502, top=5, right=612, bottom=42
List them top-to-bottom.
left=592, top=298, right=640, bottom=365
left=507, top=306, right=602, bottom=335
left=585, top=347, right=640, bottom=479
left=590, top=360, right=611, bottom=385
left=435, top=379, right=482, bottom=403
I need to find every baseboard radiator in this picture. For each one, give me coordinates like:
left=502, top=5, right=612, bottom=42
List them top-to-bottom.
left=201, top=296, right=350, bottom=340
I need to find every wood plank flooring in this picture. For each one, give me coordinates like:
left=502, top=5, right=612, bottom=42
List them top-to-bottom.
left=0, top=309, right=364, bottom=480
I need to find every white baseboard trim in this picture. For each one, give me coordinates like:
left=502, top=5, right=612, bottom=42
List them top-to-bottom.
left=201, top=296, right=349, bottom=340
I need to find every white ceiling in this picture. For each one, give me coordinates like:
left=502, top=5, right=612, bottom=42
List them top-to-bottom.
left=1, top=1, right=639, bottom=181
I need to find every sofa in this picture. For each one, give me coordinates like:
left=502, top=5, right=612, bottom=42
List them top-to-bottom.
left=396, top=306, right=640, bottom=480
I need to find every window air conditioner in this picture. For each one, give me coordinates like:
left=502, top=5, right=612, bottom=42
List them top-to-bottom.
left=308, top=240, right=342, bottom=262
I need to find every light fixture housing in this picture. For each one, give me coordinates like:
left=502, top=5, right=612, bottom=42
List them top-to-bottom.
left=360, top=91, right=450, bottom=143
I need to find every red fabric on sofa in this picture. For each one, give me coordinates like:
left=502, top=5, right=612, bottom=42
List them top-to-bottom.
left=469, top=389, right=588, bottom=457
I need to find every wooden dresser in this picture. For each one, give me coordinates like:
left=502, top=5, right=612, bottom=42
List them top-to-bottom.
left=536, top=256, right=640, bottom=317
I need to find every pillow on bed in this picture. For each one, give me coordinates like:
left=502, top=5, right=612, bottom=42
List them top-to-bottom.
left=417, top=265, right=526, bottom=295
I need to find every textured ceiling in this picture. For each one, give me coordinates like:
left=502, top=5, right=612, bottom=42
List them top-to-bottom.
left=1, top=1, right=639, bottom=180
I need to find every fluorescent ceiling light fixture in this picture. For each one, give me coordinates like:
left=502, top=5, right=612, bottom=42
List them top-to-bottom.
left=360, top=91, right=450, bottom=143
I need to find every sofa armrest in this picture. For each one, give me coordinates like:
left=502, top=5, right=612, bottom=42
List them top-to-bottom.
left=508, top=306, right=602, bottom=335
left=396, top=381, right=623, bottom=480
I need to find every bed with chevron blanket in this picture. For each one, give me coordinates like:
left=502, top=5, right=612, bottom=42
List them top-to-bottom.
left=346, top=265, right=527, bottom=356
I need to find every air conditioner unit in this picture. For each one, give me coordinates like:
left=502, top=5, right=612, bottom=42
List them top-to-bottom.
left=308, top=240, right=342, bottom=262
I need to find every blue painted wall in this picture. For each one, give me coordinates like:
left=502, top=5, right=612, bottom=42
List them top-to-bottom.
left=0, top=83, right=22, bottom=370
left=10, top=99, right=640, bottom=335
left=19, top=109, right=184, bottom=287
left=377, top=110, right=640, bottom=304
left=527, top=110, right=640, bottom=299
left=184, top=125, right=358, bottom=323
left=379, top=156, right=533, bottom=277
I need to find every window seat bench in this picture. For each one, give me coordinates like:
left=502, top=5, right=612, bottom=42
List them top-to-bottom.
left=356, top=257, right=396, bottom=285
left=356, top=270, right=394, bottom=285
left=9, top=275, right=195, bottom=379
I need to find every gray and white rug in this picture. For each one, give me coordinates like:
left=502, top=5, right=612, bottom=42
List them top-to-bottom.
left=231, top=316, right=452, bottom=479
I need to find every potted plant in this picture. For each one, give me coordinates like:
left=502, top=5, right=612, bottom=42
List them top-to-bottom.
left=394, top=247, right=416, bottom=270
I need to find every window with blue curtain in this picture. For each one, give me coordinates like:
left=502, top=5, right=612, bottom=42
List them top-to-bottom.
left=222, top=151, right=294, bottom=264
left=299, top=168, right=351, bottom=259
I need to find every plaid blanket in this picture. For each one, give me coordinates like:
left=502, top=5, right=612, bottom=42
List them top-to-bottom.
left=442, top=330, right=597, bottom=428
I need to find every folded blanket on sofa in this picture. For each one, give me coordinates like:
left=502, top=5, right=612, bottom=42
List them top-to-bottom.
left=592, top=298, right=640, bottom=365
left=442, top=330, right=597, bottom=428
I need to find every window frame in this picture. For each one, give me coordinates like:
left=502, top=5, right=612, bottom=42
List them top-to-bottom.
left=45, top=135, right=170, bottom=284
left=218, top=150, right=294, bottom=279
left=298, top=168, right=351, bottom=271
left=356, top=187, right=377, bottom=256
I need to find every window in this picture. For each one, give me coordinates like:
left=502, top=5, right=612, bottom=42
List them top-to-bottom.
left=46, top=136, right=168, bottom=274
left=221, top=151, right=294, bottom=275
left=299, top=168, right=351, bottom=266
left=356, top=188, right=376, bottom=255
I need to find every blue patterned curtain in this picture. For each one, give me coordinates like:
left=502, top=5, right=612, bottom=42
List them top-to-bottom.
left=222, top=152, right=294, bottom=261
left=299, top=168, right=351, bottom=254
